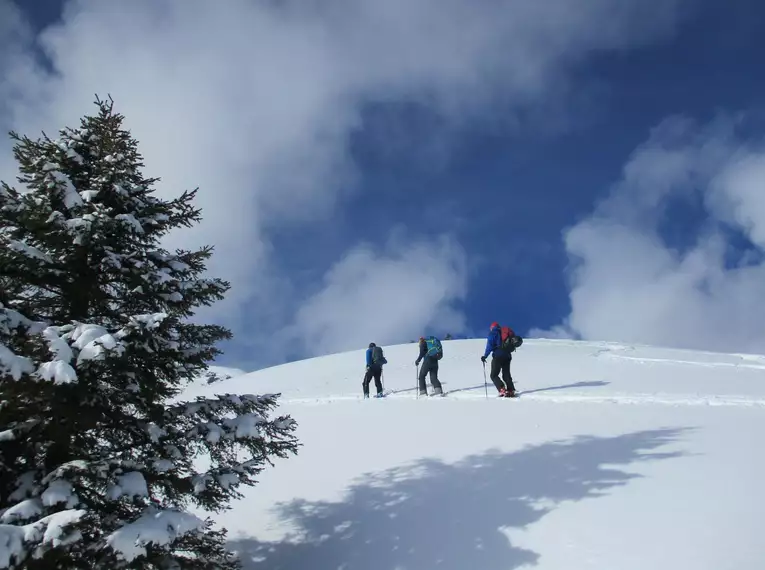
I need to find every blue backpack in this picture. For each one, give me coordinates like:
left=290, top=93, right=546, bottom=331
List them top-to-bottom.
left=425, top=336, right=443, bottom=360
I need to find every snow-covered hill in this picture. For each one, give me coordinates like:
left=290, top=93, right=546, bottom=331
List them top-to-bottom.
left=185, top=339, right=765, bottom=569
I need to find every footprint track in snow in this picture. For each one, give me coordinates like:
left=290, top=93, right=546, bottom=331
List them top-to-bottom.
left=281, top=391, right=765, bottom=408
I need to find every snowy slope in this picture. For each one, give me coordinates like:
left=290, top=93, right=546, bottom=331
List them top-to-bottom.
left=185, top=339, right=765, bottom=569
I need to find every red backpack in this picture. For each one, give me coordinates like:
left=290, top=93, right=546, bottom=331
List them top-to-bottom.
left=500, top=326, right=522, bottom=352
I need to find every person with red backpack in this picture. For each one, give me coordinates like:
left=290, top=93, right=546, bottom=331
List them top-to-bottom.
left=481, top=322, right=522, bottom=397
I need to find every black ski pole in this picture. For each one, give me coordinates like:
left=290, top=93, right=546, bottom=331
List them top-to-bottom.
left=482, top=361, right=488, bottom=399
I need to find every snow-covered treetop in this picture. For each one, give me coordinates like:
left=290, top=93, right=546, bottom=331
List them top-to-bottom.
left=0, top=96, right=229, bottom=333
left=1, top=97, right=297, bottom=569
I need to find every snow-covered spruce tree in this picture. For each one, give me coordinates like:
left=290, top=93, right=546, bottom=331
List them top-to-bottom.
left=0, top=98, right=299, bottom=569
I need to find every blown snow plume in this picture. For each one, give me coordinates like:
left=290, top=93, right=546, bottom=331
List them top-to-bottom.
left=0, top=99, right=299, bottom=568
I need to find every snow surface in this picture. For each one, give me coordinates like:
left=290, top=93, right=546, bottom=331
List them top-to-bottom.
left=183, top=338, right=765, bottom=569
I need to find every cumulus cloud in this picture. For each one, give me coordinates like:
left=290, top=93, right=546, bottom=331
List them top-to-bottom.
left=0, top=0, right=689, bottom=363
left=536, top=114, right=765, bottom=353
left=286, top=233, right=467, bottom=357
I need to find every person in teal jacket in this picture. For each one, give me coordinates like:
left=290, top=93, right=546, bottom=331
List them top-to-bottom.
left=415, top=336, right=443, bottom=396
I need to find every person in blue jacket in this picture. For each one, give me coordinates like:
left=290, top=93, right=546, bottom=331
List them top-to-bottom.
left=481, top=322, right=517, bottom=397
left=363, top=342, right=387, bottom=398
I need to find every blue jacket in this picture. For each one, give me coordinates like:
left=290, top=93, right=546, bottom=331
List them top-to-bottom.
left=483, top=325, right=506, bottom=359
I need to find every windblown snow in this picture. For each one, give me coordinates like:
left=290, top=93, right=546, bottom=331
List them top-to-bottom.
left=181, top=338, right=765, bottom=569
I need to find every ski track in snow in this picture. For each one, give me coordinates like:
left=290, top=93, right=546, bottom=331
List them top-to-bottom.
left=598, top=352, right=765, bottom=370
left=280, top=390, right=765, bottom=408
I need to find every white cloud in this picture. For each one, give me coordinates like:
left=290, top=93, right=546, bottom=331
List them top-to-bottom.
left=0, top=0, right=689, bottom=363
left=536, top=114, right=765, bottom=353
left=707, top=152, right=765, bottom=248
left=286, top=233, right=467, bottom=357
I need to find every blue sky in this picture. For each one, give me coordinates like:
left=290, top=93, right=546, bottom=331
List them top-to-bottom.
left=2, top=0, right=765, bottom=370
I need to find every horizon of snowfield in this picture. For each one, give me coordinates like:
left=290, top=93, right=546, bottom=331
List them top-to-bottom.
left=186, top=338, right=765, bottom=569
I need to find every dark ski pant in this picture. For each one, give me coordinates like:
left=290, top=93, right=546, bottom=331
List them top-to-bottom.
left=490, top=353, right=515, bottom=393
left=418, top=357, right=442, bottom=392
left=363, top=364, right=383, bottom=395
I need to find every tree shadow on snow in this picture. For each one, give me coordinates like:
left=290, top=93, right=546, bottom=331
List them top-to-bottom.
left=521, top=380, right=610, bottom=395
left=228, top=427, right=690, bottom=570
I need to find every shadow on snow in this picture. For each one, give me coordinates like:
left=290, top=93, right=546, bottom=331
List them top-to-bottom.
left=445, top=380, right=610, bottom=396
left=520, top=380, right=610, bottom=395
left=228, top=426, right=689, bottom=569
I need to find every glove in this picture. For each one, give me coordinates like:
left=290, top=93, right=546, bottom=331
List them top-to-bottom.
left=481, top=355, right=487, bottom=363
left=415, top=359, right=420, bottom=366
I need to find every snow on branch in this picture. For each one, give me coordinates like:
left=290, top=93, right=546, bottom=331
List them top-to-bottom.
left=41, top=162, right=83, bottom=211
left=115, top=213, right=144, bottom=234
left=64, top=216, right=94, bottom=245
left=6, top=240, right=53, bottom=264
left=147, top=251, right=191, bottom=273
left=0, top=303, right=41, bottom=336
left=0, top=306, right=37, bottom=381
left=0, top=307, right=82, bottom=384
left=2, top=313, right=172, bottom=385
left=124, top=313, right=167, bottom=331
left=61, top=323, right=125, bottom=364
left=41, top=327, right=73, bottom=363
left=37, top=329, right=76, bottom=381
left=0, top=343, right=34, bottom=381
left=35, top=360, right=77, bottom=384
left=162, top=393, right=297, bottom=501
left=170, top=393, right=280, bottom=418
left=167, top=395, right=284, bottom=448
left=187, top=413, right=265, bottom=444
left=0, top=419, right=41, bottom=443
left=190, top=467, right=244, bottom=495
left=105, top=472, right=149, bottom=502
left=9, top=473, right=39, bottom=503
left=41, top=479, right=79, bottom=509
left=0, top=499, right=42, bottom=524
left=104, top=508, right=204, bottom=562
left=0, top=509, right=86, bottom=568
left=0, top=524, right=27, bottom=568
